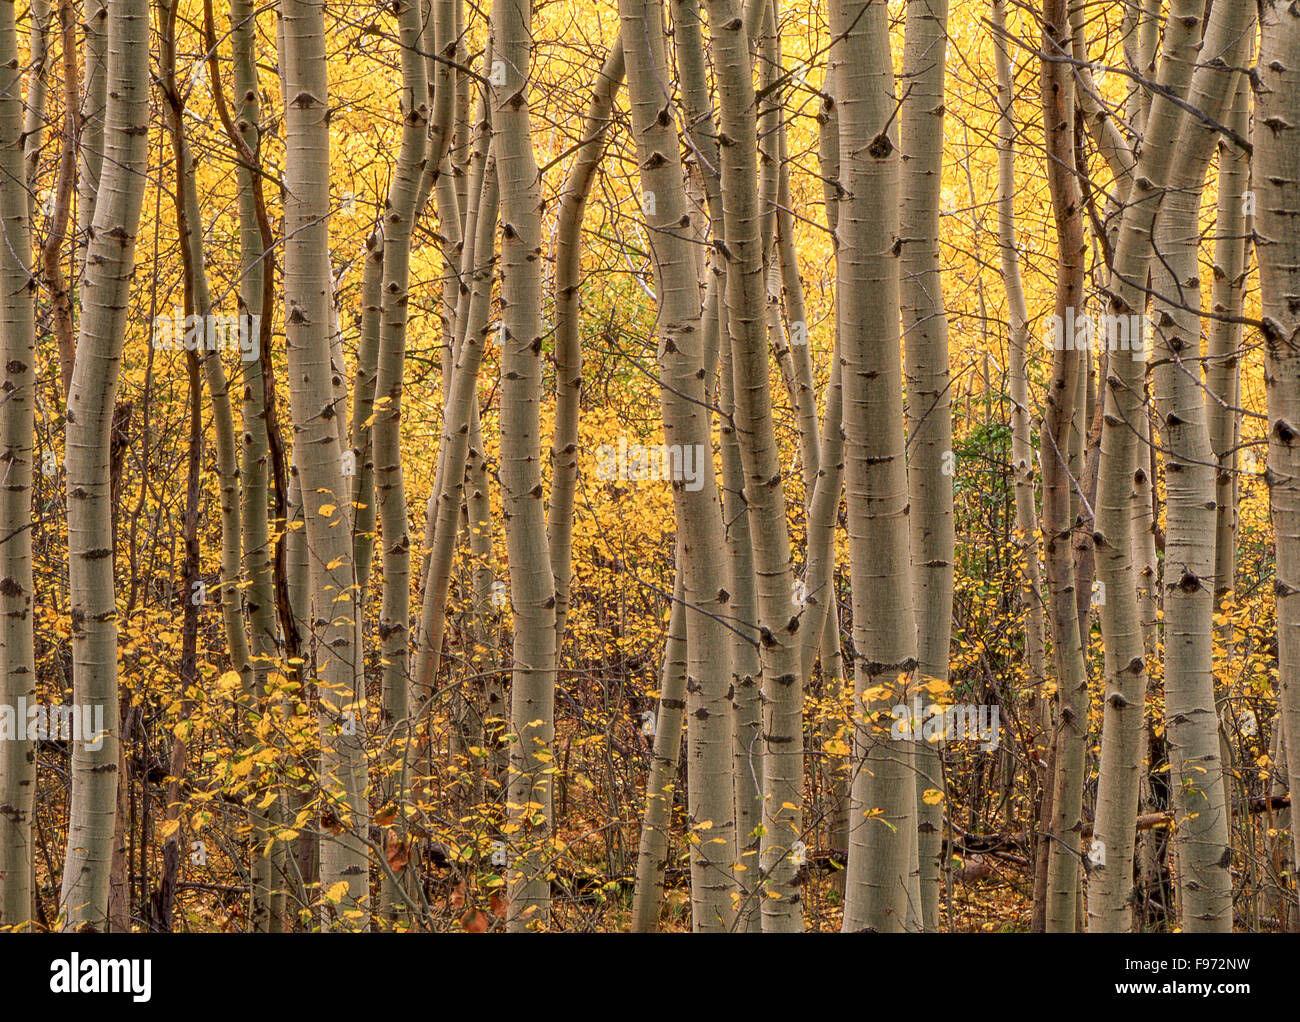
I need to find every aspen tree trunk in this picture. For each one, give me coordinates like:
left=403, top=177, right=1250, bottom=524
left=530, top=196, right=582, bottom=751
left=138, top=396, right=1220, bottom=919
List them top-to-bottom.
left=0, top=0, right=36, bottom=929
left=22, top=0, right=49, bottom=211
left=40, top=0, right=76, bottom=399
left=58, top=0, right=149, bottom=931
left=74, top=0, right=106, bottom=292
left=222, top=0, right=283, bottom=930
left=279, top=0, right=370, bottom=930
left=372, top=0, right=429, bottom=925
left=408, top=0, right=459, bottom=625
left=414, top=0, right=458, bottom=224
left=428, top=0, right=462, bottom=396
left=490, top=0, right=559, bottom=930
left=618, top=0, right=736, bottom=931
left=664, top=0, right=757, bottom=926
left=702, top=0, right=805, bottom=933
left=834, top=0, right=918, bottom=934
left=899, top=0, right=951, bottom=931
left=992, top=0, right=1047, bottom=764
left=993, top=0, right=1048, bottom=915
left=1038, top=0, right=1089, bottom=933
left=1063, top=0, right=1152, bottom=932
left=1146, top=0, right=1254, bottom=931
left=1256, top=0, right=1300, bottom=919
left=765, top=2, right=848, bottom=878
left=768, top=12, right=819, bottom=500
left=1204, top=24, right=1254, bottom=853
left=549, top=39, right=624, bottom=648
left=1206, top=71, right=1251, bottom=627
left=414, top=72, right=489, bottom=613
left=412, top=80, right=491, bottom=673
left=804, top=87, right=849, bottom=856
left=410, top=150, right=497, bottom=707
left=351, top=229, right=382, bottom=595
left=716, top=294, right=764, bottom=931
left=1133, top=402, right=1162, bottom=928
left=465, top=404, right=504, bottom=788
left=285, top=455, right=318, bottom=898
left=630, top=558, right=687, bottom=931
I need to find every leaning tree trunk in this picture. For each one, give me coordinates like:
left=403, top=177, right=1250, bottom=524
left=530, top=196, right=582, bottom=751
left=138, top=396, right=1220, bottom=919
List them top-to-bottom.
left=58, top=0, right=150, bottom=932
left=549, top=38, right=624, bottom=651
left=630, top=555, right=688, bottom=931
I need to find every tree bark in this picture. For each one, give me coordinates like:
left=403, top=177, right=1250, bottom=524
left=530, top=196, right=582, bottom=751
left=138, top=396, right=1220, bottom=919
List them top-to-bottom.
left=59, top=0, right=150, bottom=932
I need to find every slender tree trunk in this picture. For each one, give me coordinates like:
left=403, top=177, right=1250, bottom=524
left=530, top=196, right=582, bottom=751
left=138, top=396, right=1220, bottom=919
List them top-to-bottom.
left=0, top=0, right=37, bottom=930
left=22, top=0, right=50, bottom=216
left=40, top=0, right=76, bottom=399
left=58, top=0, right=150, bottom=932
left=74, top=0, right=106, bottom=290
left=222, top=0, right=283, bottom=932
left=279, top=0, right=370, bottom=930
left=370, top=0, right=429, bottom=925
left=490, top=0, right=559, bottom=930
left=899, top=0, right=952, bottom=931
left=992, top=0, right=1047, bottom=787
left=1038, top=0, right=1089, bottom=933
left=1257, top=0, right=1300, bottom=929
left=549, top=39, right=624, bottom=649
left=1205, top=64, right=1251, bottom=632
left=351, top=229, right=383, bottom=596
left=715, top=289, right=764, bottom=931
left=630, top=556, right=687, bottom=931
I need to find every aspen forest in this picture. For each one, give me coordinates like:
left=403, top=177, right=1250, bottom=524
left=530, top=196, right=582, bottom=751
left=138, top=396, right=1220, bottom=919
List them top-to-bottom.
left=0, top=0, right=1298, bottom=943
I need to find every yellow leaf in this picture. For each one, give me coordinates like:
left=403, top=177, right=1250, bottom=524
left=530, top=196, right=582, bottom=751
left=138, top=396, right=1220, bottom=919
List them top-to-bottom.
left=325, top=881, right=350, bottom=904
